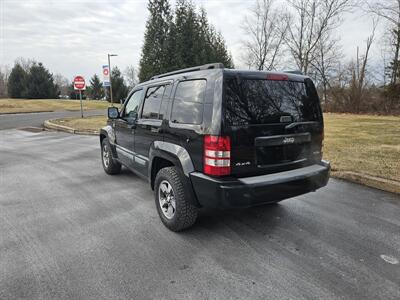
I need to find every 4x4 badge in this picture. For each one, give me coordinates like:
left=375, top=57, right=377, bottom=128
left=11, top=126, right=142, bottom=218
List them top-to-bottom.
left=283, top=137, right=295, bottom=144
left=235, top=161, right=251, bottom=166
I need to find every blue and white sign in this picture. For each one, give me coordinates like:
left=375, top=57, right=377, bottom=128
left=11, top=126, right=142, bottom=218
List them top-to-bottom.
left=102, top=65, right=110, bottom=87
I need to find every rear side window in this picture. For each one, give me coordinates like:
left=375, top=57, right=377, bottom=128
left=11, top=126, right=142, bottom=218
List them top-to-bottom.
left=224, top=78, right=321, bottom=126
left=171, top=79, right=206, bottom=124
left=141, top=85, right=166, bottom=119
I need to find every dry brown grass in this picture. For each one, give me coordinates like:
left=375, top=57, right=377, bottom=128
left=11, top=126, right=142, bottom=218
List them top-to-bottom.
left=0, top=98, right=110, bottom=114
left=323, top=113, right=400, bottom=183
left=50, top=115, right=107, bottom=131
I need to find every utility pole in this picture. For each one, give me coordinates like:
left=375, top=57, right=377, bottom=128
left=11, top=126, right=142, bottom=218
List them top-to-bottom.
left=107, top=54, right=118, bottom=106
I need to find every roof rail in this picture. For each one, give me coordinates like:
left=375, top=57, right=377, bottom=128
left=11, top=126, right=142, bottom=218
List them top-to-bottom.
left=150, top=63, right=224, bottom=80
left=283, top=70, right=303, bottom=75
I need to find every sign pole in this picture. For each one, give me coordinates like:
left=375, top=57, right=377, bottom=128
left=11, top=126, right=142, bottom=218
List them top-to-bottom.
left=107, top=54, right=118, bottom=106
left=108, top=54, right=114, bottom=107
left=73, top=75, right=86, bottom=118
left=79, top=89, right=83, bottom=118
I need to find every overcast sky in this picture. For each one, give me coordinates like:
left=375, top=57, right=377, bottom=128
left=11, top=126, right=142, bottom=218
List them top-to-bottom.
left=0, top=0, right=384, bottom=82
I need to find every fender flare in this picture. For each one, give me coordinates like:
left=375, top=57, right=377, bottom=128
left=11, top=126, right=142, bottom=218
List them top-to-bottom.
left=99, top=125, right=117, bottom=157
left=149, top=141, right=195, bottom=177
left=149, top=142, right=200, bottom=207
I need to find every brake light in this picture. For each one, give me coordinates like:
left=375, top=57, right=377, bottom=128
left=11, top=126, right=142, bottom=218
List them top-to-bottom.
left=266, top=74, right=288, bottom=81
left=204, top=135, right=231, bottom=176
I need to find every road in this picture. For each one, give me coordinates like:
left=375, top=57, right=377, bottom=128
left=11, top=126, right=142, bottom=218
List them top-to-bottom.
left=0, top=110, right=105, bottom=130
left=0, top=129, right=399, bottom=299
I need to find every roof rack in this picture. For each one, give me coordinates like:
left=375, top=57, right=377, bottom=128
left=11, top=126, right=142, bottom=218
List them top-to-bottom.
left=150, top=63, right=224, bottom=80
left=283, top=70, right=303, bottom=75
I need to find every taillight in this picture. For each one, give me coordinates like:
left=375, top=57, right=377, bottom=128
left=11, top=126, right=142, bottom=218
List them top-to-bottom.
left=266, top=74, right=288, bottom=81
left=204, top=135, right=231, bottom=176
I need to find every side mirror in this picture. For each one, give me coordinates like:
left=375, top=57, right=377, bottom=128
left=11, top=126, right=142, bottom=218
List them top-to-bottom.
left=108, top=107, right=119, bottom=119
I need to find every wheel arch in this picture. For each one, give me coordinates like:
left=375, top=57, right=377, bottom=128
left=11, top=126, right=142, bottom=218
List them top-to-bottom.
left=100, top=125, right=117, bottom=157
left=149, top=142, right=200, bottom=207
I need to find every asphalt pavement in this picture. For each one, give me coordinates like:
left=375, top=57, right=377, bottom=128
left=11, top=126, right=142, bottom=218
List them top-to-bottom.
left=0, top=109, right=105, bottom=130
left=0, top=129, right=399, bottom=299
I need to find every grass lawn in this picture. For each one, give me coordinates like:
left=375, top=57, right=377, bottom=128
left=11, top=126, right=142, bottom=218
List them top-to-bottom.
left=0, top=98, right=111, bottom=114
left=49, top=113, right=400, bottom=187
left=323, top=113, right=399, bottom=183
left=50, top=115, right=108, bottom=131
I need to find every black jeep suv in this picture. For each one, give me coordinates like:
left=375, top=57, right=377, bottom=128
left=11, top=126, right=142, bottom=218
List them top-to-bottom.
left=100, top=63, right=330, bottom=231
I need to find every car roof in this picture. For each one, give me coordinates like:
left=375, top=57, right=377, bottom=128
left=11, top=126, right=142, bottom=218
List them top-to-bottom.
left=135, top=63, right=309, bottom=89
left=223, top=69, right=309, bottom=82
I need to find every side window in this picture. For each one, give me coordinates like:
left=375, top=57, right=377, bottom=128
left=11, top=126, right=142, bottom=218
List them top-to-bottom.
left=171, top=79, right=206, bottom=124
left=141, top=85, right=166, bottom=119
left=123, top=89, right=143, bottom=120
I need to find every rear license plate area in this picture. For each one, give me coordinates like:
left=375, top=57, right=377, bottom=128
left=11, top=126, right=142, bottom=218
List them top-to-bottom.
left=255, top=133, right=311, bottom=167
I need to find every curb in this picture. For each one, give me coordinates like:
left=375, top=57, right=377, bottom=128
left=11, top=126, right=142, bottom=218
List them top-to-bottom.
left=0, top=110, right=54, bottom=115
left=44, top=119, right=99, bottom=136
left=332, top=171, right=400, bottom=195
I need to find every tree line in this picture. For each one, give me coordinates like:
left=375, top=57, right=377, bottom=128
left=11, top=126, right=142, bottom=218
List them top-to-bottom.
left=1, top=0, right=398, bottom=113
left=138, top=0, right=234, bottom=82
left=241, top=0, right=400, bottom=114
left=2, top=58, right=133, bottom=103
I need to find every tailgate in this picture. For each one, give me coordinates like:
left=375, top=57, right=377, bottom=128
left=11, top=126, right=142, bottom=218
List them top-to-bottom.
left=223, top=74, right=323, bottom=177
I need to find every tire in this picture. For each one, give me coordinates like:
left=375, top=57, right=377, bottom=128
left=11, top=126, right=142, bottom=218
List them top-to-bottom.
left=101, top=138, right=121, bottom=175
left=154, top=167, right=198, bottom=231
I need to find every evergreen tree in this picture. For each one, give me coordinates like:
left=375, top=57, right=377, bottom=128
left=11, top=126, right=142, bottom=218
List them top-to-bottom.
left=139, top=0, right=172, bottom=82
left=139, top=0, right=234, bottom=82
left=173, top=0, right=198, bottom=68
left=197, top=8, right=234, bottom=68
left=197, top=8, right=213, bottom=64
left=212, top=32, right=234, bottom=68
left=25, top=62, right=59, bottom=99
left=7, top=63, right=27, bottom=98
left=109, top=67, right=128, bottom=103
left=88, top=74, right=104, bottom=100
left=69, top=82, right=78, bottom=100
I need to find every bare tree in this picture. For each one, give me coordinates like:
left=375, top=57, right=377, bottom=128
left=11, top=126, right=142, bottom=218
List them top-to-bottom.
left=241, top=0, right=288, bottom=70
left=285, top=0, right=352, bottom=75
left=366, top=0, right=400, bottom=84
left=351, top=26, right=375, bottom=112
left=309, top=33, right=343, bottom=104
left=14, top=57, right=35, bottom=72
left=0, top=65, right=11, bottom=98
left=124, top=65, right=138, bottom=89
left=53, top=74, right=70, bottom=96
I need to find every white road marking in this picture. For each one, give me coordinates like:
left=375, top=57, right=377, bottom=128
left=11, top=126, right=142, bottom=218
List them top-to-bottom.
left=380, top=255, right=399, bottom=265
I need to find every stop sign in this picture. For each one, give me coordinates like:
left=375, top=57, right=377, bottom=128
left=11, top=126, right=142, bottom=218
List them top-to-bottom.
left=73, top=76, right=86, bottom=90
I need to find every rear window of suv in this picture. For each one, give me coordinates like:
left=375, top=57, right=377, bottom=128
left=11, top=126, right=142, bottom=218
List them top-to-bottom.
left=224, top=77, right=321, bottom=126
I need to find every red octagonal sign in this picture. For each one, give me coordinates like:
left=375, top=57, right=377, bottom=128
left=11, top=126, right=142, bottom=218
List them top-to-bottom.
left=73, top=75, right=86, bottom=90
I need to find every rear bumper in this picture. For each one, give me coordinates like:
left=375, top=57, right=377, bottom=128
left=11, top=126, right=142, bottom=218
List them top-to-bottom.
left=190, top=161, right=330, bottom=208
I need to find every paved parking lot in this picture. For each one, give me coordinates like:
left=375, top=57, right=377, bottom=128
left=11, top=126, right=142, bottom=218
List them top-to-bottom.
left=0, top=129, right=399, bottom=299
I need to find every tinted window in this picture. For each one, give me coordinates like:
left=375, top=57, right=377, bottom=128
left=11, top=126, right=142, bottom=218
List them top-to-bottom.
left=224, top=78, right=321, bottom=126
left=171, top=80, right=206, bottom=124
left=159, top=84, right=172, bottom=120
left=142, top=85, right=165, bottom=119
left=124, top=89, right=143, bottom=119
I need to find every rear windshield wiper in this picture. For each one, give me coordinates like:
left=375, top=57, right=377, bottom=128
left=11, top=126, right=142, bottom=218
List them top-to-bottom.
left=285, top=121, right=319, bottom=130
